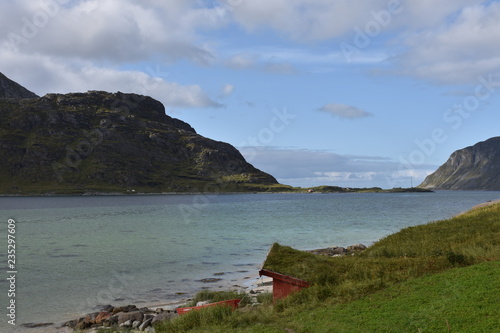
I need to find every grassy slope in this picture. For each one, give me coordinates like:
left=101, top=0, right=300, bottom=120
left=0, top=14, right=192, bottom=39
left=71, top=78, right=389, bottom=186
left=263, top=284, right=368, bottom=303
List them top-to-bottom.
left=152, top=203, right=500, bottom=333
left=292, top=261, right=499, bottom=333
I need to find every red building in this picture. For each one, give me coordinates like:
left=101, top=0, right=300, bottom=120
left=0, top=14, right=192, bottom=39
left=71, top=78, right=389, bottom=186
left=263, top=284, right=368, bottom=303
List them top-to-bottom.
left=259, top=269, right=310, bottom=301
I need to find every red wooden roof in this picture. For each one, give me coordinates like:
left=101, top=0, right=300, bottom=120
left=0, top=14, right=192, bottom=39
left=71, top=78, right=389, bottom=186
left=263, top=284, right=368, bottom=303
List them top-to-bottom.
left=259, top=269, right=310, bottom=288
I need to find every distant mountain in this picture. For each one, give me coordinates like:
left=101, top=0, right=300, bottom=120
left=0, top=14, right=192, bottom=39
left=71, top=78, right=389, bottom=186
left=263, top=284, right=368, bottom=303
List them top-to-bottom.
left=0, top=72, right=38, bottom=98
left=0, top=75, right=280, bottom=195
left=419, top=137, right=500, bottom=190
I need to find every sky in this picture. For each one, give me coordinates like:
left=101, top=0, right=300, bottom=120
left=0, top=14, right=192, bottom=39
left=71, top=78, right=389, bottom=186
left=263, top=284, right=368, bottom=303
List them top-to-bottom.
left=1, top=0, right=500, bottom=188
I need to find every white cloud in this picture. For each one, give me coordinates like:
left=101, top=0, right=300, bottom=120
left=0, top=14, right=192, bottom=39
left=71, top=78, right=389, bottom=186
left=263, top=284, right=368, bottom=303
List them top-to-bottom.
left=0, top=0, right=222, bottom=64
left=1, top=0, right=496, bottom=109
left=225, top=0, right=495, bottom=84
left=229, top=0, right=485, bottom=41
left=231, top=0, right=388, bottom=41
left=394, top=1, right=500, bottom=84
left=0, top=49, right=222, bottom=109
left=226, top=53, right=257, bottom=69
left=219, top=84, right=235, bottom=98
left=318, top=103, right=372, bottom=119
left=240, top=147, right=437, bottom=188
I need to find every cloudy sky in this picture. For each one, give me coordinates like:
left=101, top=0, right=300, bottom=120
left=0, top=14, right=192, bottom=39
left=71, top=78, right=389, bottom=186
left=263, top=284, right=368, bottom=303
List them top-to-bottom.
left=1, top=0, right=500, bottom=188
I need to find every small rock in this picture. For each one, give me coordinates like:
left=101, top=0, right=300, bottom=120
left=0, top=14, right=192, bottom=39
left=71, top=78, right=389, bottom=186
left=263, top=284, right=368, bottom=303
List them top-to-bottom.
left=346, top=244, right=367, bottom=251
left=332, top=247, right=345, bottom=255
left=196, top=301, right=210, bottom=306
left=100, top=304, right=115, bottom=313
left=112, top=304, right=138, bottom=314
left=155, top=308, right=163, bottom=314
left=95, top=311, right=112, bottom=324
left=117, top=311, right=144, bottom=325
left=152, top=311, right=178, bottom=324
left=84, top=312, right=100, bottom=324
left=105, top=315, right=118, bottom=327
left=139, top=318, right=153, bottom=331
left=75, top=319, right=91, bottom=331
left=119, top=319, right=132, bottom=328
left=132, top=320, right=142, bottom=329
left=144, top=326, right=156, bottom=333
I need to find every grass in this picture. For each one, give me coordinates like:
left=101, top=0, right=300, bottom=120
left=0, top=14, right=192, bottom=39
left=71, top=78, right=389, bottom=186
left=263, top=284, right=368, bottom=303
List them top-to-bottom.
left=151, top=203, right=500, bottom=332
left=289, top=261, right=500, bottom=333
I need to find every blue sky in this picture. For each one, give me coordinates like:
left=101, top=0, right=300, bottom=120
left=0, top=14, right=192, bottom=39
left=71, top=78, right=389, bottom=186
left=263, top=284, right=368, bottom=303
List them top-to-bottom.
left=1, top=0, right=500, bottom=188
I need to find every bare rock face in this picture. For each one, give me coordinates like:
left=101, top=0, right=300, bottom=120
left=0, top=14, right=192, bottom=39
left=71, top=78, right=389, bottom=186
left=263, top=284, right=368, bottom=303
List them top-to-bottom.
left=0, top=72, right=38, bottom=99
left=0, top=75, right=278, bottom=194
left=419, top=137, right=500, bottom=190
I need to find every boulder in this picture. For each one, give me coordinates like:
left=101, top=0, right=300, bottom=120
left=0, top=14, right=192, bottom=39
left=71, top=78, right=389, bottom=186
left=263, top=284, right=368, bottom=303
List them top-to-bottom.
left=346, top=244, right=367, bottom=252
left=331, top=247, right=346, bottom=255
left=112, top=304, right=138, bottom=314
left=100, top=305, right=115, bottom=313
left=94, top=311, right=112, bottom=324
left=116, top=311, right=144, bottom=325
left=152, top=311, right=178, bottom=324
left=84, top=312, right=100, bottom=324
left=139, top=318, right=153, bottom=331
left=74, top=319, right=92, bottom=331
left=132, top=320, right=142, bottom=329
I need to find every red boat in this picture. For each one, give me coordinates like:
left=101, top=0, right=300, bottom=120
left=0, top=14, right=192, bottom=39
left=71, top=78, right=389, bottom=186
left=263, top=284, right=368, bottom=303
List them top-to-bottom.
left=176, top=299, right=241, bottom=315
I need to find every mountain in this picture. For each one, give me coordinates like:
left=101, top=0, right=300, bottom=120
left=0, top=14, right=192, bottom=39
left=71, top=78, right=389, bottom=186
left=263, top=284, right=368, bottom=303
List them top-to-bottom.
left=0, top=73, right=39, bottom=99
left=0, top=75, right=280, bottom=195
left=418, top=137, right=500, bottom=190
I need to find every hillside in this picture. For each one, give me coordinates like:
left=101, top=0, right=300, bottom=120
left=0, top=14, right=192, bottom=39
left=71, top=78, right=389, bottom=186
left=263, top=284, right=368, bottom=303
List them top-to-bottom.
left=0, top=72, right=39, bottom=99
left=0, top=74, right=280, bottom=195
left=419, top=137, right=500, bottom=190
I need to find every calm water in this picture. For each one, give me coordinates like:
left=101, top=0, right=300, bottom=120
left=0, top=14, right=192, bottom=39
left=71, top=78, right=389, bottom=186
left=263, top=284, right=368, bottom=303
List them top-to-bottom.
left=1, top=191, right=499, bottom=332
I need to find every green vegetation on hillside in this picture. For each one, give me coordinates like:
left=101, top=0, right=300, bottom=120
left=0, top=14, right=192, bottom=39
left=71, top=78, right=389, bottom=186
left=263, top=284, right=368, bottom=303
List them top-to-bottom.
left=151, top=203, right=499, bottom=332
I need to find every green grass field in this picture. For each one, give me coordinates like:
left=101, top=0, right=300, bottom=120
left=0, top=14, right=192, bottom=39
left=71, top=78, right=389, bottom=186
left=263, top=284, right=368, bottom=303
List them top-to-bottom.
left=140, top=203, right=500, bottom=332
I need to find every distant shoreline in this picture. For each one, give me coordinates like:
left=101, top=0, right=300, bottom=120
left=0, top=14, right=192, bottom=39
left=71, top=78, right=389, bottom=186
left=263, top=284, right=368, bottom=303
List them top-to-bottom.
left=0, top=187, right=435, bottom=197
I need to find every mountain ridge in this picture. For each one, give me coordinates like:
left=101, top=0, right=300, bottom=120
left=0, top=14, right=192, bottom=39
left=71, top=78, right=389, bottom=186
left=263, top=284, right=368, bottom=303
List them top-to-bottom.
left=0, top=73, right=281, bottom=195
left=419, top=137, right=500, bottom=190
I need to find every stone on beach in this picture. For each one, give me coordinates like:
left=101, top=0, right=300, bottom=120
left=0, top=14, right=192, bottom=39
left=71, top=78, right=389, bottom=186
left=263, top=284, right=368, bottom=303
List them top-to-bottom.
left=346, top=244, right=368, bottom=251
left=94, top=311, right=112, bottom=324
left=117, top=311, right=144, bottom=325
left=152, top=311, right=178, bottom=324
left=139, top=317, right=153, bottom=331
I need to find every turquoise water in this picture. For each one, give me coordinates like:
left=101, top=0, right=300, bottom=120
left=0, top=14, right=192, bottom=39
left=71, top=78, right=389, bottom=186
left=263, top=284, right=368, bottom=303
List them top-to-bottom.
left=1, top=191, right=499, bottom=332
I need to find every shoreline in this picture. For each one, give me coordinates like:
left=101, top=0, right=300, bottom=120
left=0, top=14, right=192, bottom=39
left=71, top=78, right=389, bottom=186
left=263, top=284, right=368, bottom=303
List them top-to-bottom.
left=0, top=187, right=437, bottom=197
left=30, top=273, right=273, bottom=333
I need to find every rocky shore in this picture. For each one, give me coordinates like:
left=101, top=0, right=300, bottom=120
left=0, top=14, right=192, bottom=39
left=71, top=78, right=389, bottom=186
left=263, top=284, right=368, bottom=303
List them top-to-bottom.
left=56, top=243, right=364, bottom=332
left=306, top=243, right=368, bottom=256
left=57, top=276, right=272, bottom=332
left=62, top=304, right=176, bottom=332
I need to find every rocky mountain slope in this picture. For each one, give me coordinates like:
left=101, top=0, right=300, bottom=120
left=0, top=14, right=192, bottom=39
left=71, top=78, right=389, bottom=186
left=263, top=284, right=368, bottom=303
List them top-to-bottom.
left=0, top=72, right=39, bottom=99
left=0, top=73, right=279, bottom=194
left=419, top=137, right=500, bottom=190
